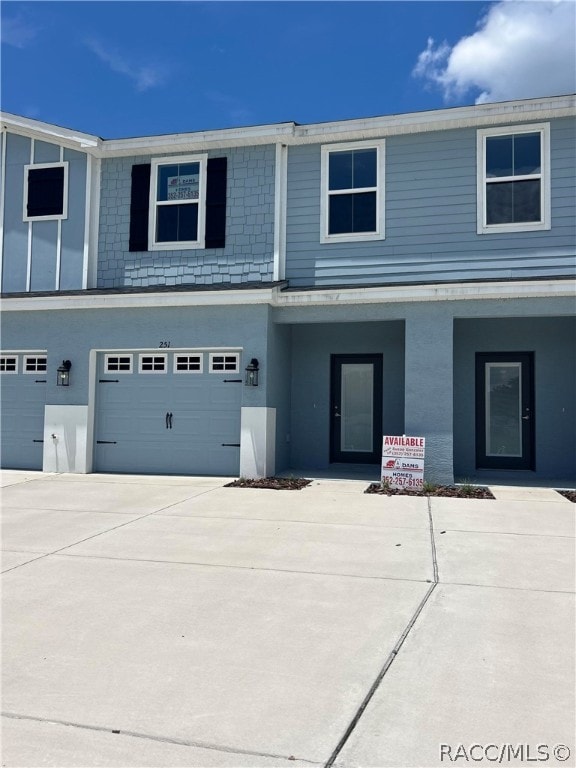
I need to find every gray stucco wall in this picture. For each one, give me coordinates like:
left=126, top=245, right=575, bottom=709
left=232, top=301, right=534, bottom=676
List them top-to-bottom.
left=285, top=118, right=576, bottom=287
left=1, top=133, right=88, bottom=293
left=97, top=145, right=276, bottom=288
left=0, top=303, right=271, bottom=411
left=405, top=307, right=453, bottom=484
left=454, top=316, right=576, bottom=480
left=265, top=317, right=292, bottom=473
left=288, top=321, right=405, bottom=470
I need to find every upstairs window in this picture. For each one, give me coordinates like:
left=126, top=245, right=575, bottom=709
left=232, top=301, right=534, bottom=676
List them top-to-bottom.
left=477, top=124, right=550, bottom=234
left=321, top=140, right=385, bottom=243
left=149, top=155, right=207, bottom=250
left=23, top=162, right=68, bottom=221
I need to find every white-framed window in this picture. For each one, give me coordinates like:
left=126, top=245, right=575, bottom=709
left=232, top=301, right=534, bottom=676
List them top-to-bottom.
left=477, top=123, right=550, bottom=234
left=320, top=139, right=385, bottom=243
left=149, top=154, right=207, bottom=250
left=23, top=162, right=69, bottom=221
left=209, top=353, right=239, bottom=373
left=105, top=354, right=133, bottom=373
left=139, top=354, right=167, bottom=373
left=174, top=354, right=203, bottom=373
left=0, top=355, right=18, bottom=373
left=23, top=355, right=47, bottom=373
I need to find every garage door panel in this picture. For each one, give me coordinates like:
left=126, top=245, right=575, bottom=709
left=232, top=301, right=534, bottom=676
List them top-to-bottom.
left=95, top=351, right=241, bottom=476
left=1, top=362, right=47, bottom=470
left=172, top=379, right=208, bottom=400
left=208, top=383, right=243, bottom=408
left=139, top=385, right=168, bottom=406
left=97, top=386, right=134, bottom=407
left=171, top=413, right=205, bottom=434
left=209, top=413, right=241, bottom=440
left=97, top=414, right=137, bottom=438
left=138, top=414, right=170, bottom=438
left=95, top=441, right=171, bottom=475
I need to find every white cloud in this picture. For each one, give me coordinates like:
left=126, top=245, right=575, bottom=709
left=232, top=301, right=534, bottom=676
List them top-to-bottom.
left=413, top=1, right=576, bottom=104
left=1, top=14, right=38, bottom=48
left=85, top=39, right=169, bottom=92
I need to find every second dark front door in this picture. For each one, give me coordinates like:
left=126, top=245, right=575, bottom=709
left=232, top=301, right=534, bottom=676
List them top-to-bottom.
left=475, top=352, right=535, bottom=470
left=330, top=354, right=383, bottom=464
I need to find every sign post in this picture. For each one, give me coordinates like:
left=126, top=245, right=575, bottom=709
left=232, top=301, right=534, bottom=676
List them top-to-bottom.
left=381, top=435, right=426, bottom=490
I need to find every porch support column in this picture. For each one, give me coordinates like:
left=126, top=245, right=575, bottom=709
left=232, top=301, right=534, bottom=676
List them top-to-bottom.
left=404, top=308, right=454, bottom=485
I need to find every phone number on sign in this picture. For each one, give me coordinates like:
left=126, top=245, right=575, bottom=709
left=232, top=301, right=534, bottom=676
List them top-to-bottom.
left=168, top=190, right=199, bottom=201
left=384, top=475, right=423, bottom=488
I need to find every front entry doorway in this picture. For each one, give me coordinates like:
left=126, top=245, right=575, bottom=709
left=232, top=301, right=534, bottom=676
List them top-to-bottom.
left=475, top=352, right=535, bottom=470
left=330, top=354, right=383, bottom=464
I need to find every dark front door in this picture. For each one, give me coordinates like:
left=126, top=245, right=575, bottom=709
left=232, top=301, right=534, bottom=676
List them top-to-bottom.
left=476, top=352, right=535, bottom=470
left=330, top=354, right=383, bottom=464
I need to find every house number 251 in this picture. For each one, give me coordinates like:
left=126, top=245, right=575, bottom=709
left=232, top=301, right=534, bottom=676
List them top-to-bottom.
left=159, top=341, right=171, bottom=348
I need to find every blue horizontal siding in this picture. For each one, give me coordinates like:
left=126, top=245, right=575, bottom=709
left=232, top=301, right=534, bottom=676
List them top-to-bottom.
left=285, top=118, right=576, bottom=287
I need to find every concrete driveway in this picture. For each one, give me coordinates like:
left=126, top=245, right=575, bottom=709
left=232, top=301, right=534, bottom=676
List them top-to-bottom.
left=1, top=472, right=574, bottom=768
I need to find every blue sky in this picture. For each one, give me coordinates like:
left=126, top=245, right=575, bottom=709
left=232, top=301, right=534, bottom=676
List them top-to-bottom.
left=1, top=1, right=575, bottom=138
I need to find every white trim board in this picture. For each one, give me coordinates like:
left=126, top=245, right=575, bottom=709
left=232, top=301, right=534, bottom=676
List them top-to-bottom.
left=3, top=96, right=574, bottom=159
left=2, top=279, right=574, bottom=313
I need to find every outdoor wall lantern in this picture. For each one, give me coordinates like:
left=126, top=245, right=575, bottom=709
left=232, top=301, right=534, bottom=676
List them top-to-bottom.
left=245, top=358, right=259, bottom=387
left=57, top=360, right=72, bottom=387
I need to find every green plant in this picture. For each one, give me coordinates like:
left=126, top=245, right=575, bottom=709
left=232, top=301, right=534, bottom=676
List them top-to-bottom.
left=422, top=481, right=439, bottom=494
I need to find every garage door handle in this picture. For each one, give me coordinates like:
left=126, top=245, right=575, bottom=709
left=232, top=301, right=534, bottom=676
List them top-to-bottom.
left=166, top=412, right=173, bottom=429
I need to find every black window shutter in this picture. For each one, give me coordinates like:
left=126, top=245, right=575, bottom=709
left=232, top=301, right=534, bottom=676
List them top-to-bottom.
left=205, top=157, right=227, bottom=249
left=129, top=164, right=151, bottom=252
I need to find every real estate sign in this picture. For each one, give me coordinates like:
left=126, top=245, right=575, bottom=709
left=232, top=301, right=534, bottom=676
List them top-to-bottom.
left=381, top=435, right=425, bottom=489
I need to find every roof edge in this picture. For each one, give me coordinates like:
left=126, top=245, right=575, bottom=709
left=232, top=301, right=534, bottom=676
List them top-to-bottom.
left=2, top=94, right=574, bottom=157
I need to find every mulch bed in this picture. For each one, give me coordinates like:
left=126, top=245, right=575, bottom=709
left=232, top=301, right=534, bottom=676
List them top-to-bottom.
left=225, top=477, right=312, bottom=490
left=365, top=483, right=495, bottom=499
left=557, top=490, right=576, bottom=503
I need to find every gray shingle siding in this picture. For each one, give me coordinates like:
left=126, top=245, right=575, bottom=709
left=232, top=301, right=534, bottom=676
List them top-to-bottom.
left=97, top=145, right=276, bottom=288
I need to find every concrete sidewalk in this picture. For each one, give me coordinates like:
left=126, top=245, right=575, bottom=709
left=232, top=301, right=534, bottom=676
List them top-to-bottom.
left=1, top=471, right=574, bottom=768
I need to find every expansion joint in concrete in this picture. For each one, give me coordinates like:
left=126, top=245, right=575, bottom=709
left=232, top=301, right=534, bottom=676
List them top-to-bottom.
left=323, top=498, right=440, bottom=768
left=1, top=712, right=322, bottom=766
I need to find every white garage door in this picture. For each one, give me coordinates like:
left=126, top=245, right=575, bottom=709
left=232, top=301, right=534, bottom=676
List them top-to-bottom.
left=94, top=351, right=242, bottom=476
left=0, top=353, right=47, bottom=470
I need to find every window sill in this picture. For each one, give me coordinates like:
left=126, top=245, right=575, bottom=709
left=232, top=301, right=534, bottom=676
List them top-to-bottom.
left=23, top=214, right=68, bottom=223
left=477, top=221, right=550, bottom=235
left=320, top=232, right=384, bottom=245
left=148, top=241, right=205, bottom=251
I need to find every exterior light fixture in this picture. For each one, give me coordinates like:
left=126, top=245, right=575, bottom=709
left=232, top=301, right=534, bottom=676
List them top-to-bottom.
left=245, top=358, right=259, bottom=387
left=57, top=360, right=72, bottom=387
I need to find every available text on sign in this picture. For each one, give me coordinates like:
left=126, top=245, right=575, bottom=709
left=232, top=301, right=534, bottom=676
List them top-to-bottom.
left=382, top=435, right=425, bottom=490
